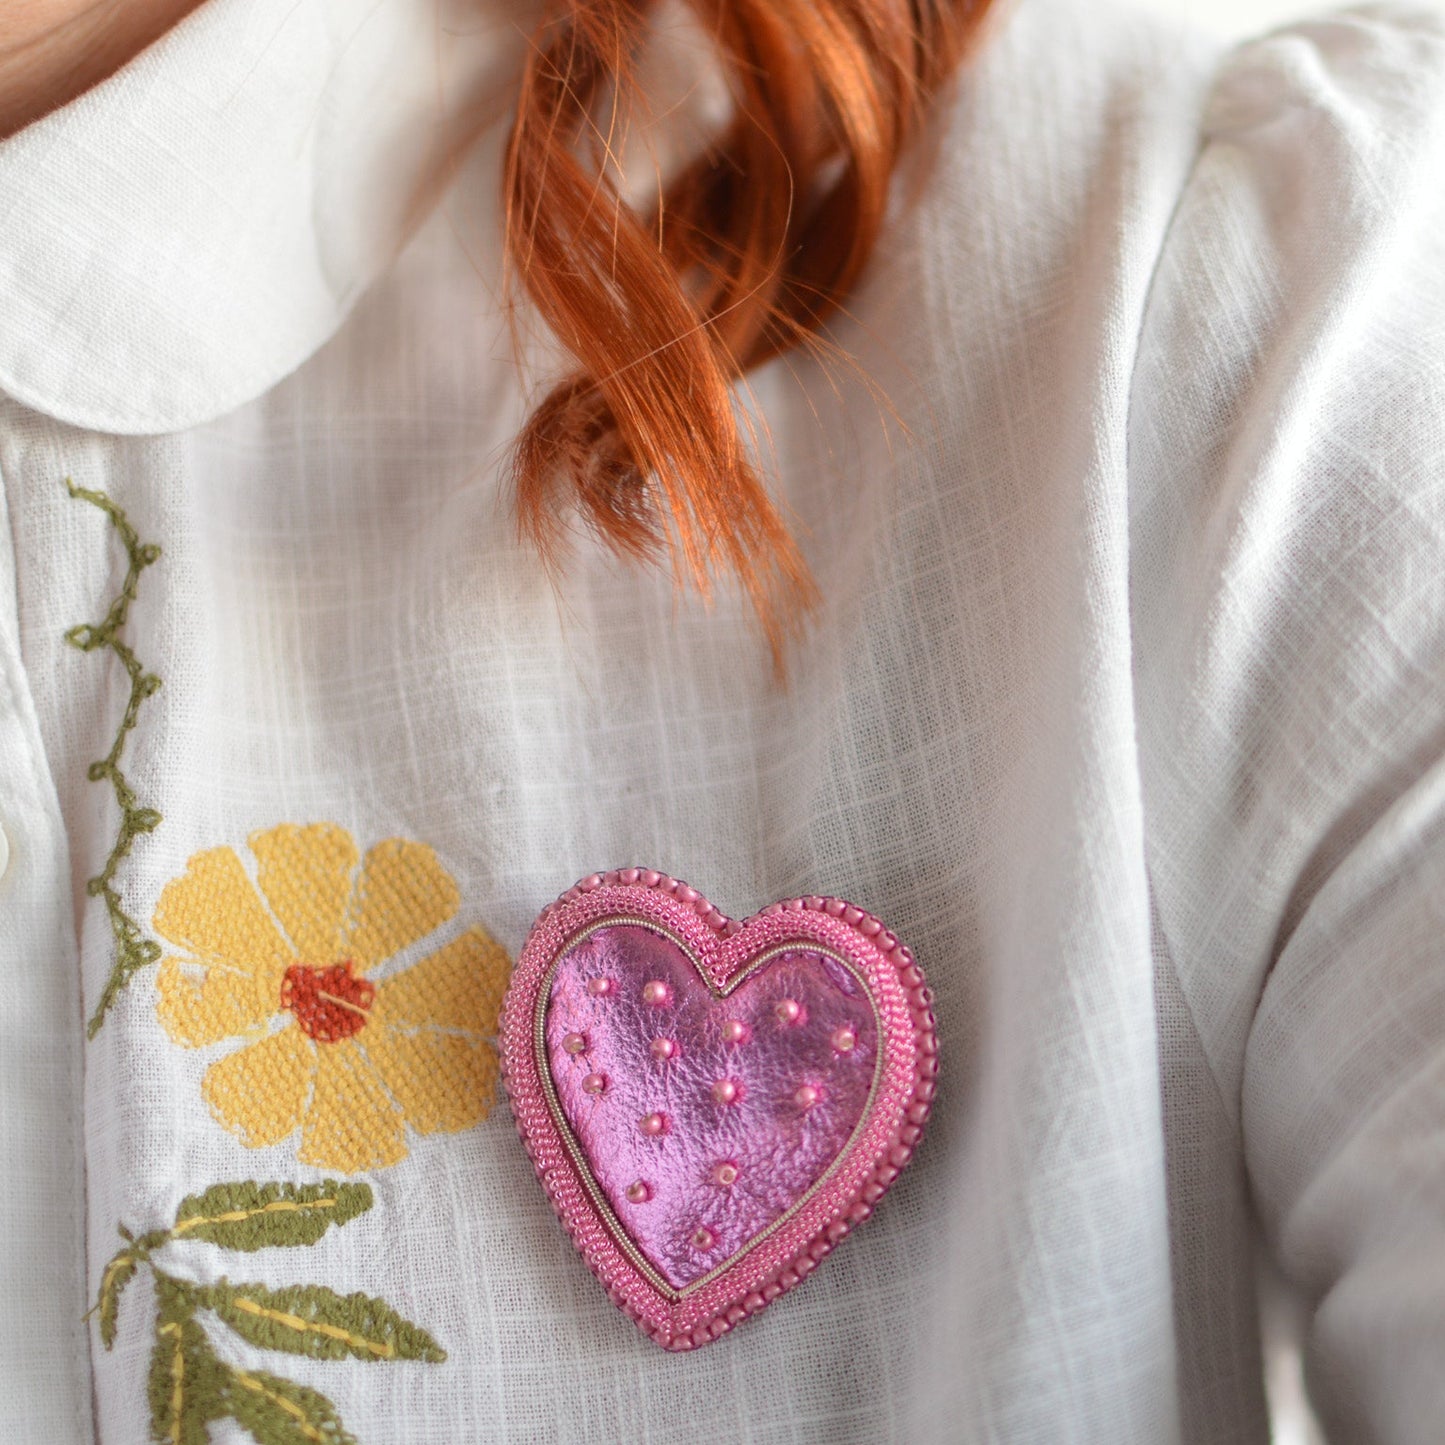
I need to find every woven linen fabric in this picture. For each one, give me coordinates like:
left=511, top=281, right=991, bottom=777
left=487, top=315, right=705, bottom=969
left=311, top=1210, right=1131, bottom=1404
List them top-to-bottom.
left=2, top=0, right=1445, bottom=1439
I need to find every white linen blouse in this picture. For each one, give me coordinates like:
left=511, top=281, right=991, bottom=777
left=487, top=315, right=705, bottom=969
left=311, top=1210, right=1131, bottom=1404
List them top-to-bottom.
left=2, top=0, right=1444, bottom=1440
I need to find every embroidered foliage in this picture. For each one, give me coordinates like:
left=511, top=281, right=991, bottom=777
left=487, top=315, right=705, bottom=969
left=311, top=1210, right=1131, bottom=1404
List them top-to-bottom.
left=63, top=480, right=165, bottom=1037
left=153, top=822, right=512, bottom=1173
left=96, top=1180, right=442, bottom=1445
left=171, top=1180, right=373, bottom=1251
left=98, top=1244, right=140, bottom=1349
left=149, top=1280, right=225, bottom=1445
left=207, top=1281, right=445, bottom=1363
left=222, top=1367, right=353, bottom=1445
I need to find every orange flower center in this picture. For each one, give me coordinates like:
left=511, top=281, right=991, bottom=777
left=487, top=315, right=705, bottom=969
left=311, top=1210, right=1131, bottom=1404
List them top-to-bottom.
left=280, top=961, right=374, bottom=1043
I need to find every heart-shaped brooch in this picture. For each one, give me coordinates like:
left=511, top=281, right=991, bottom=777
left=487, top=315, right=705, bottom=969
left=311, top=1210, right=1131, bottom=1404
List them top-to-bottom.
left=499, top=869, right=938, bottom=1350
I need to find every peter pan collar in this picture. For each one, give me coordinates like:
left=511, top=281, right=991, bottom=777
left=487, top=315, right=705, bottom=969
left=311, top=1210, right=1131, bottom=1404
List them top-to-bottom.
left=0, top=0, right=530, bottom=435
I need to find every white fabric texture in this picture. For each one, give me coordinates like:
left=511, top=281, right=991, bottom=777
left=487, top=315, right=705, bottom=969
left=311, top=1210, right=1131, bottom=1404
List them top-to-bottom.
left=1, top=0, right=1443, bottom=1440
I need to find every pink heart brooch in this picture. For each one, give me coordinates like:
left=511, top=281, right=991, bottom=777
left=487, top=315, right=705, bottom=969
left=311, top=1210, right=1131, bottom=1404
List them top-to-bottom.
left=498, top=868, right=938, bottom=1350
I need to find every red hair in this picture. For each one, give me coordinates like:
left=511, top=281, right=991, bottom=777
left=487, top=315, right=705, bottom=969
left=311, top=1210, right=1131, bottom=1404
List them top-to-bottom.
left=503, top=0, right=994, bottom=668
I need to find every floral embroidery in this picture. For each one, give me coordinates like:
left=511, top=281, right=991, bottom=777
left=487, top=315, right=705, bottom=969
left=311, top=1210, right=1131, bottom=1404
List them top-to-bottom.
left=63, top=480, right=165, bottom=1038
left=154, top=823, right=511, bottom=1173
left=94, top=1180, right=444, bottom=1444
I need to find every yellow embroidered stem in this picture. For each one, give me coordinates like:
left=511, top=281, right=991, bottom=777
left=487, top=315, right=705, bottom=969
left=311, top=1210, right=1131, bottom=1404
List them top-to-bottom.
left=63, top=480, right=164, bottom=1038
left=169, top=1180, right=373, bottom=1249
left=170, top=1196, right=340, bottom=1239
left=225, top=1293, right=397, bottom=1359
left=161, top=1320, right=185, bottom=1444
left=231, top=1372, right=330, bottom=1444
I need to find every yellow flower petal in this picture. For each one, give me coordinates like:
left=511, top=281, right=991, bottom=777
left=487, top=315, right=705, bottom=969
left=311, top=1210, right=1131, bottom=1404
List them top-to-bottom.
left=250, top=823, right=358, bottom=965
left=343, top=839, right=459, bottom=974
left=153, top=845, right=291, bottom=972
left=370, top=926, right=511, bottom=1034
left=156, top=953, right=285, bottom=1048
left=202, top=1027, right=313, bottom=1148
left=366, top=1030, right=498, bottom=1135
left=299, top=1040, right=407, bottom=1173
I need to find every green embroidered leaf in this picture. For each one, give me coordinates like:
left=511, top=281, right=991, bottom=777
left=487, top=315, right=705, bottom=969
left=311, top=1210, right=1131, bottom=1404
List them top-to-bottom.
left=172, top=1181, right=373, bottom=1252
left=96, top=1249, right=139, bottom=1350
left=207, top=1280, right=446, bottom=1364
left=147, top=1281, right=226, bottom=1445
left=220, top=1366, right=355, bottom=1445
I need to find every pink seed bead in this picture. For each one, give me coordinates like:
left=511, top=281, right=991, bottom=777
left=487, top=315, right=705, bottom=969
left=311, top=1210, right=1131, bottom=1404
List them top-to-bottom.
left=587, top=977, right=614, bottom=997
left=642, top=979, right=671, bottom=1006
left=774, top=998, right=802, bottom=1025
left=721, top=1019, right=750, bottom=1045
left=831, top=1026, right=856, bottom=1053
left=562, top=1032, right=587, bottom=1055
left=650, top=1037, right=678, bottom=1062
left=581, top=1073, right=607, bottom=1095
left=711, top=1079, right=742, bottom=1106
left=793, top=1083, right=821, bottom=1110
left=639, top=1112, right=668, bottom=1137
left=712, top=1161, right=739, bottom=1187
left=625, top=1180, right=652, bottom=1204
left=691, top=1226, right=716, bottom=1251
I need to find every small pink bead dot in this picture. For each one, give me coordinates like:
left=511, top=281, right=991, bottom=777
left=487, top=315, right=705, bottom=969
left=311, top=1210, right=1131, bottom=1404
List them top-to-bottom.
left=587, top=977, right=614, bottom=997
left=642, top=979, right=671, bottom=1006
left=774, top=998, right=803, bottom=1025
left=721, top=1019, right=750, bottom=1045
left=831, top=1026, right=857, bottom=1053
left=562, top=1031, right=587, bottom=1055
left=650, top=1037, right=678, bottom=1062
left=581, top=1072, right=608, bottom=1095
left=711, top=1078, right=743, bottom=1106
left=793, top=1083, right=821, bottom=1110
left=639, top=1112, right=669, bottom=1136
left=712, top=1161, right=739, bottom=1187
left=625, top=1180, right=652, bottom=1204
left=690, top=1226, right=716, bottom=1251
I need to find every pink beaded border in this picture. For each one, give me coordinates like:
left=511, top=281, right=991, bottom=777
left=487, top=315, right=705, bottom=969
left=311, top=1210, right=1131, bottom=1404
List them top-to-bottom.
left=499, top=869, right=939, bottom=1351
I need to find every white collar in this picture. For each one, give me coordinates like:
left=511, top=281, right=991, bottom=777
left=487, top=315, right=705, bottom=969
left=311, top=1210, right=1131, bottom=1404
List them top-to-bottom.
left=0, top=0, right=530, bottom=434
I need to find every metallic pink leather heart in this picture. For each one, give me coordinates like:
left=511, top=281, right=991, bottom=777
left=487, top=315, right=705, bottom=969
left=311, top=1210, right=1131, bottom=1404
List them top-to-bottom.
left=499, top=869, right=938, bottom=1350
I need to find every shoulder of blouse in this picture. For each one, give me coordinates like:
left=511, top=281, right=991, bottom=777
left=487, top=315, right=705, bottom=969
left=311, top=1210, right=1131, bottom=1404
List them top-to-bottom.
left=1127, top=2, right=1445, bottom=1105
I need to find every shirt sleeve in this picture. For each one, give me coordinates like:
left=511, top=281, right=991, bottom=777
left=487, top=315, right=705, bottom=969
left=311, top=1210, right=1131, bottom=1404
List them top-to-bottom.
left=1127, top=7, right=1445, bottom=1441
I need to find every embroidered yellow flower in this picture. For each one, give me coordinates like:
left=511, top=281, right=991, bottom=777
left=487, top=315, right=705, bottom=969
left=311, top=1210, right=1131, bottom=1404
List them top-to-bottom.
left=154, top=823, right=510, bottom=1173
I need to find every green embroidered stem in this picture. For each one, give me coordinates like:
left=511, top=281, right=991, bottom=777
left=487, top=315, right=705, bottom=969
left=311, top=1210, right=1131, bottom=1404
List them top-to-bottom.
left=63, top=480, right=164, bottom=1038
left=92, top=1181, right=443, bottom=1445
